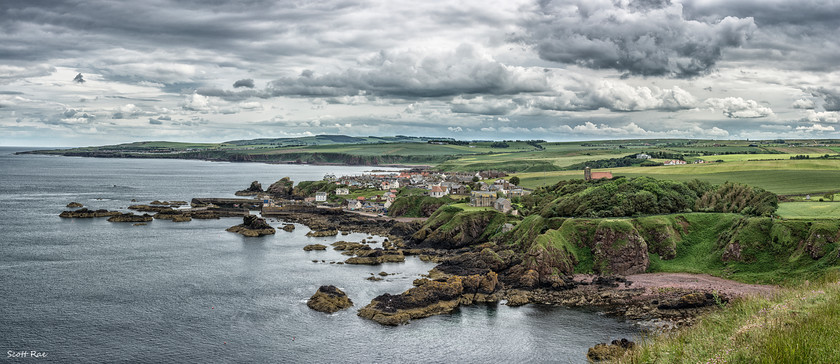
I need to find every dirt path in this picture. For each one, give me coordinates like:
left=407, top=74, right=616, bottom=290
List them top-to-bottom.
left=573, top=273, right=777, bottom=298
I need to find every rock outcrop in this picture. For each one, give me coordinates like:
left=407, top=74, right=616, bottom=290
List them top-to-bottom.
left=267, top=177, right=294, bottom=197
left=235, top=181, right=263, bottom=196
left=66, top=202, right=83, bottom=208
left=129, top=204, right=175, bottom=213
left=59, top=208, right=121, bottom=218
left=153, top=210, right=192, bottom=222
left=107, top=213, right=153, bottom=223
left=226, top=215, right=276, bottom=237
left=592, top=221, right=649, bottom=276
left=281, top=224, right=295, bottom=232
left=306, top=229, right=338, bottom=237
left=303, top=244, right=327, bottom=251
left=345, top=249, right=405, bottom=265
left=357, top=272, right=499, bottom=325
left=307, top=285, right=353, bottom=313
left=587, top=338, right=635, bottom=362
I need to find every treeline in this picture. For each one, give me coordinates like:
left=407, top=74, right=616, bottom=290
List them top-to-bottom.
left=563, top=152, right=685, bottom=170
left=519, top=177, right=777, bottom=218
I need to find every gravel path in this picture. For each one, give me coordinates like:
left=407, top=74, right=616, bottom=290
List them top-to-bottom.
left=573, top=272, right=777, bottom=298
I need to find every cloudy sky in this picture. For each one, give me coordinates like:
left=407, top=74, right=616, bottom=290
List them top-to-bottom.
left=2, top=0, right=840, bottom=146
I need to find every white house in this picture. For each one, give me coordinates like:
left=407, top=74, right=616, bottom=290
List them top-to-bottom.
left=636, top=153, right=651, bottom=159
left=664, top=160, right=687, bottom=165
left=430, top=185, right=448, bottom=198
left=335, top=188, right=350, bottom=195
left=315, top=192, right=327, bottom=202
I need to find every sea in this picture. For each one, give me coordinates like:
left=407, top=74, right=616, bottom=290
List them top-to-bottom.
left=0, top=147, right=638, bottom=363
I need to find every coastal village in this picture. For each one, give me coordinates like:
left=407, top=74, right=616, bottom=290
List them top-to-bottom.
left=257, top=169, right=533, bottom=216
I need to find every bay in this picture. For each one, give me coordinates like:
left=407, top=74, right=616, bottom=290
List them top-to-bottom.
left=0, top=147, right=637, bottom=363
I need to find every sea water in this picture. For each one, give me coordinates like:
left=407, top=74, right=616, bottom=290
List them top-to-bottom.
left=0, top=148, right=637, bottom=363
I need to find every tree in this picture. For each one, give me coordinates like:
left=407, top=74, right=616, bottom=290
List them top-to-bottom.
left=472, top=176, right=480, bottom=182
left=509, top=176, right=520, bottom=186
left=824, top=192, right=835, bottom=202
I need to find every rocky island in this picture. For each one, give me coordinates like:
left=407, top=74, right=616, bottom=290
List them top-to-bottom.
left=226, top=215, right=276, bottom=237
left=307, top=285, right=353, bottom=313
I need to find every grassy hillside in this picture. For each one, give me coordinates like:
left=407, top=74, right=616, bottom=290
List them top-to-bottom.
left=622, top=272, right=840, bottom=363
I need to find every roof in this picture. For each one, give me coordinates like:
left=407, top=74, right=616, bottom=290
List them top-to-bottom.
left=430, top=186, right=445, bottom=193
left=472, top=191, right=496, bottom=196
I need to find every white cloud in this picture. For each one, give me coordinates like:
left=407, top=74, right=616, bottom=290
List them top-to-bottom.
left=705, top=97, right=774, bottom=118
left=802, top=110, right=840, bottom=124
left=796, top=124, right=835, bottom=132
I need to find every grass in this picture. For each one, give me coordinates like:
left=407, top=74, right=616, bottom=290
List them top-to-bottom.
left=515, top=159, right=840, bottom=195
left=448, top=202, right=494, bottom=212
left=777, top=202, right=840, bottom=219
left=620, top=271, right=840, bottom=364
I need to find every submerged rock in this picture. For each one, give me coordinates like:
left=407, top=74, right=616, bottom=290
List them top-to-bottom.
left=66, top=202, right=83, bottom=208
left=59, top=208, right=121, bottom=218
left=107, top=213, right=153, bottom=223
left=226, top=215, right=276, bottom=237
left=281, top=224, right=295, bottom=232
left=306, top=229, right=339, bottom=237
left=303, top=244, right=327, bottom=251
left=345, top=249, right=405, bottom=265
left=307, top=285, right=353, bottom=313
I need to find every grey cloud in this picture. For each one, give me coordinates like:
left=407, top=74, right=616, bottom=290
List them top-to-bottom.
left=518, top=0, right=756, bottom=77
left=265, top=45, right=552, bottom=98
left=73, top=73, right=85, bottom=83
left=233, top=79, right=255, bottom=88
left=810, top=88, right=840, bottom=111
left=148, top=118, right=163, bottom=125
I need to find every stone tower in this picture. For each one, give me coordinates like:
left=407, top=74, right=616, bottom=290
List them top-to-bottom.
left=584, top=166, right=591, bottom=181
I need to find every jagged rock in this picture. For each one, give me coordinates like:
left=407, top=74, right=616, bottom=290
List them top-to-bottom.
left=267, top=177, right=294, bottom=197
left=235, top=181, right=264, bottom=196
left=66, top=202, right=83, bottom=208
left=129, top=204, right=174, bottom=213
left=59, top=208, right=121, bottom=218
left=154, top=211, right=192, bottom=222
left=107, top=213, right=153, bottom=223
left=226, top=215, right=276, bottom=237
left=592, top=222, right=649, bottom=276
left=281, top=224, right=295, bottom=232
left=306, top=229, right=338, bottom=237
left=304, top=244, right=327, bottom=251
left=345, top=249, right=405, bottom=265
left=357, top=272, right=499, bottom=325
left=366, top=276, right=383, bottom=281
left=307, top=285, right=353, bottom=313
left=506, top=291, right=530, bottom=307
left=658, top=292, right=717, bottom=310
left=587, top=339, right=635, bottom=362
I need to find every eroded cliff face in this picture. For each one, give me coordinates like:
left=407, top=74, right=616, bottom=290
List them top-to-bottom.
left=409, top=209, right=507, bottom=249
left=591, top=221, right=649, bottom=276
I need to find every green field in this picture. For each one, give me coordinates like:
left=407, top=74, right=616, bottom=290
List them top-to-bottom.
left=515, top=159, right=840, bottom=195
left=777, top=202, right=840, bottom=219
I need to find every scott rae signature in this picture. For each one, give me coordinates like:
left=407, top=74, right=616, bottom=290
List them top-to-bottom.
left=7, top=351, right=48, bottom=359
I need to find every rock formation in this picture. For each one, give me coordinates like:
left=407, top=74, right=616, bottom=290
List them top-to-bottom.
left=267, top=177, right=293, bottom=197
left=235, top=181, right=264, bottom=196
left=66, top=202, right=83, bottom=208
left=59, top=208, right=121, bottom=218
left=107, top=213, right=153, bottom=223
left=226, top=215, right=276, bottom=237
left=281, top=224, right=295, bottom=232
left=306, top=229, right=338, bottom=237
left=303, top=244, right=327, bottom=251
left=345, top=249, right=405, bottom=265
left=357, top=272, right=499, bottom=325
left=307, top=285, right=353, bottom=313
left=587, top=339, right=635, bottom=362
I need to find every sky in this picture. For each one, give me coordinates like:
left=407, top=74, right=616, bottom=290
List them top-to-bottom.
left=2, top=0, right=840, bottom=147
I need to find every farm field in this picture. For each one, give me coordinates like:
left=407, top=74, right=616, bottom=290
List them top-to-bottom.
left=515, top=159, right=840, bottom=195
left=776, top=202, right=840, bottom=219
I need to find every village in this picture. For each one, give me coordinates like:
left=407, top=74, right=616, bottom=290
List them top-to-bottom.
left=256, top=169, right=534, bottom=216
